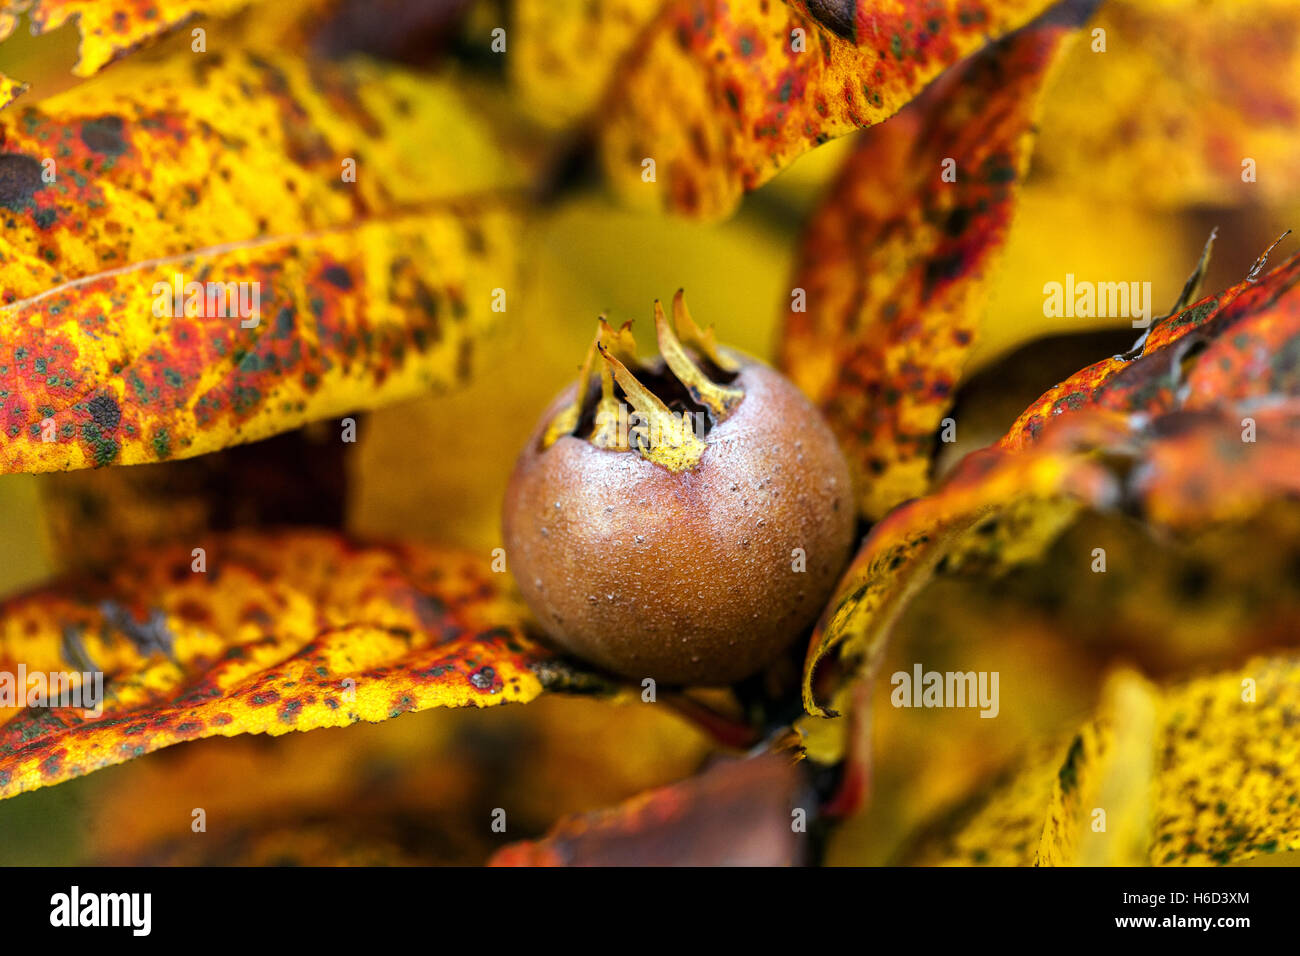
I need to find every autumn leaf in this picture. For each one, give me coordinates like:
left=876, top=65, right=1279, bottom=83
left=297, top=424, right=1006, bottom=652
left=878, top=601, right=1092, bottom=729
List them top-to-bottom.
left=0, top=0, right=254, bottom=106
left=509, top=0, right=661, bottom=129
left=596, top=0, right=1072, bottom=219
left=1033, top=0, right=1300, bottom=209
left=779, top=7, right=1089, bottom=519
left=0, top=42, right=523, bottom=473
left=0, top=70, right=25, bottom=110
left=1002, top=242, right=1300, bottom=451
left=799, top=249, right=1300, bottom=830
left=36, top=427, right=348, bottom=573
left=0, top=530, right=554, bottom=798
left=905, top=653, right=1300, bottom=866
left=75, top=693, right=714, bottom=865
left=490, top=751, right=806, bottom=866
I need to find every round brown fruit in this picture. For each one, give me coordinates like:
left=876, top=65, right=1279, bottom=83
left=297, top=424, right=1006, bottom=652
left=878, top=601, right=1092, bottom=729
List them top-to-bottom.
left=502, top=292, right=855, bottom=685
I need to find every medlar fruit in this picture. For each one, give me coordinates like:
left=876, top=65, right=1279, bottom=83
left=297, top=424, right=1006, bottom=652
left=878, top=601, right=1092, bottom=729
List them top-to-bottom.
left=503, top=292, right=855, bottom=685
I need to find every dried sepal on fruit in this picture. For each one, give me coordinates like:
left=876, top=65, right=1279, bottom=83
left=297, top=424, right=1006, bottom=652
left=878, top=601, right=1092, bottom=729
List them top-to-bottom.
left=504, top=293, right=856, bottom=685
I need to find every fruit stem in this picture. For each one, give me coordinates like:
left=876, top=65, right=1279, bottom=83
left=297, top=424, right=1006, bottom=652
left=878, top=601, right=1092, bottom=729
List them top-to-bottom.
left=660, top=691, right=761, bottom=749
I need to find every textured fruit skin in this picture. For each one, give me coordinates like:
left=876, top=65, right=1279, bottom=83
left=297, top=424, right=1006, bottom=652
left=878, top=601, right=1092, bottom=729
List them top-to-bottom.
left=503, top=354, right=855, bottom=685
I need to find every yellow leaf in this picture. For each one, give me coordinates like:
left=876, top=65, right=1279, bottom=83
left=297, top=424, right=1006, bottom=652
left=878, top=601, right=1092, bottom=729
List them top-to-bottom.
left=509, top=0, right=662, bottom=128
left=1034, top=0, right=1300, bottom=208
left=0, top=1, right=252, bottom=81
left=0, top=46, right=524, bottom=473
left=0, top=530, right=550, bottom=799
left=906, top=654, right=1300, bottom=866
left=1153, top=655, right=1300, bottom=865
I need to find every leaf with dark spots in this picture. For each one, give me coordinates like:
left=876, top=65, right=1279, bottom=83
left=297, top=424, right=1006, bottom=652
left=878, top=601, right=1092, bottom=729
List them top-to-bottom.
left=0, top=0, right=263, bottom=103
left=597, top=0, right=1074, bottom=219
left=1032, top=0, right=1300, bottom=210
left=779, top=13, right=1087, bottom=519
left=0, top=44, right=524, bottom=474
left=79, top=116, right=127, bottom=156
left=0, top=153, right=46, bottom=211
left=1002, top=250, right=1300, bottom=450
left=0, top=530, right=562, bottom=799
left=907, top=654, right=1300, bottom=866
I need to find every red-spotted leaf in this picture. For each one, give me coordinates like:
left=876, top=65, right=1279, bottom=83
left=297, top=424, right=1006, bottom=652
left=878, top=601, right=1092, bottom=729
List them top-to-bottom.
left=598, top=0, right=1076, bottom=219
left=778, top=4, right=1091, bottom=519
left=0, top=40, right=521, bottom=473
left=1002, top=248, right=1300, bottom=450
left=0, top=530, right=557, bottom=798
left=905, top=652, right=1300, bottom=866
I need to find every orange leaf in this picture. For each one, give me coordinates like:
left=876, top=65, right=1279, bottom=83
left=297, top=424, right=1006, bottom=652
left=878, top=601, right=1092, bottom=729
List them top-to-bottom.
left=598, top=0, right=1073, bottom=219
left=779, top=6, right=1090, bottom=518
left=1002, top=248, right=1300, bottom=450
left=0, top=530, right=553, bottom=798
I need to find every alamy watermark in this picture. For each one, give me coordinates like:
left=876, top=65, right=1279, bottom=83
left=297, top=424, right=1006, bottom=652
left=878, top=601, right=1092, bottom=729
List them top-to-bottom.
left=152, top=273, right=261, bottom=327
left=1043, top=274, right=1153, bottom=328
left=595, top=403, right=707, bottom=451
left=891, top=663, right=999, bottom=718
left=0, top=665, right=103, bottom=718
left=50, top=886, right=150, bottom=936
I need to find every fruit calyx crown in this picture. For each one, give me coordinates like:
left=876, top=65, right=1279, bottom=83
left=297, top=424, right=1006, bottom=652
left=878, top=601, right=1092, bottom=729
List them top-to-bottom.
left=542, top=290, right=744, bottom=472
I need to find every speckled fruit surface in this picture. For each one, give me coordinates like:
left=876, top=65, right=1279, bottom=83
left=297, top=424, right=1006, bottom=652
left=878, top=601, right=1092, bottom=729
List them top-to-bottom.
left=504, top=353, right=856, bottom=685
